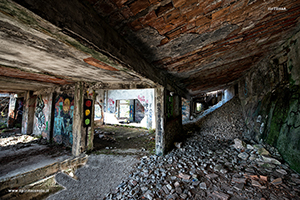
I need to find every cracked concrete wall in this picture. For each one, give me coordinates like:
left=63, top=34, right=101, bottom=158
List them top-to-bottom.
left=238, top=30, right=300, bottom=173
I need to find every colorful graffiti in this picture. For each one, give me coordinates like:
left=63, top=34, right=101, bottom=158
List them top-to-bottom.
left=53, top=95, right=74, bottom=146
left=138, top=95, right=145, bottom=102
left=35, top=96, right=45, bottom=130
left=108, top=98, right=115, bottom=113
left=182, top=98, right=190, bottom=122
left=135, top=99, right=145, bottom=122
left=95, top=104, right=102, bottom=119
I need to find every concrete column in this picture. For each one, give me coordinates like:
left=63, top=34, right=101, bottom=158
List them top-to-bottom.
left=72, top=82, right=84, bottom=156
left=155, top=86, right=183, bottom=155
left=155, top=86, right=165, bottom=156
left=164, top=90, right=183, bottom=152
left=21, top=91, right=36, bottom=135
left=7, top=94, right=16, bottom=128
left=189, top=98, right=194, bottom=119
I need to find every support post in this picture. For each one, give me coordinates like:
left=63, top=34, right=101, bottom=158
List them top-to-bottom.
left=72, top=82, right=84, bottom=156
left=155, top=86, right=183, bottom=156
left=155, top=86, right=165, bottom=156
left=21, top=91, right=36, bottom=135
left=7, top=94, right=16, bottom=128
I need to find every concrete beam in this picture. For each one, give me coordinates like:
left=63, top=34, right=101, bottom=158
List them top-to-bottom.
left=0, top=76, right=56, bottom=92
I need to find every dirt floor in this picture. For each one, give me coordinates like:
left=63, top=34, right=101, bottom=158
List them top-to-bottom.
left=92, top=125, right=156, bottom=155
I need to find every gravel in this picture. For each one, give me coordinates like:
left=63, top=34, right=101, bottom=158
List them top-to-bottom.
left=47, top=154, right=138, bottom=200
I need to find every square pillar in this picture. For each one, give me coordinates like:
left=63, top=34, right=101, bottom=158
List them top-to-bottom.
left=72, top=82, right=85, bottom=156
left=72, top=82, right=95, bottom=156
left=155, top=86, right=183, bottom=155
left=155, top=86, right=165, bottom=156
left=22, top=91, right=36, bottom=135
left=7, top=94, right=16, bottom=128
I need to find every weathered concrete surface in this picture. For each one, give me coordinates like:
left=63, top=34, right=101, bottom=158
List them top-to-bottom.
left=0, top=0, right=186, bottom=97
left=0, top=0, right=159, bottom=94
left=72, top=82, right=85, bottom=156
left=155, top=86, right=165, bottom=156
left=21, top=91, right=36, bottom=135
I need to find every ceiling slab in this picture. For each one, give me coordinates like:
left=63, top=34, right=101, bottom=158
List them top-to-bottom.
left=0, top=0, right=299, bottom=97
left=86, top=0, right=300, bottom=94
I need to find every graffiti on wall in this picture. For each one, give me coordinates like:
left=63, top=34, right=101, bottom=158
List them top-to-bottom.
left=53, top=95, right=74, bottom=146
left=34, top=96, right=51, bottom=139
left=35, top=96, right=45, bottom=130
left=108, top=98, right=115, bottom=113
left=182, top=98, right=190, bottom=122
left=135, top=99, right=145, bottom=122
left=95, top=104, right=102, bottom=119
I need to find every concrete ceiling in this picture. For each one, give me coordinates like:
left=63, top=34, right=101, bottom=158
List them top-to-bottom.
left=0, top=0, right=300, bottom=97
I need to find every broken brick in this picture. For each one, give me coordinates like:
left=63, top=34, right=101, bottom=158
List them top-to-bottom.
left=111, top=0, right=128, bottom=8
left=129, top=0, right=150, bottom=16
left=173, top=0, right=186, bottom=8
left=155, top=2, right=173, bottom=17
left=120, top=6, right=133, bottom=19
left=164, top=8, right=181, bottom=23
left=139, top=10, right=157, bottom=25
left=195, top=16, right=211, bottom=27
left=129, top=19, right=143, bottom=31
left=260, top=175, right=268, bottom=182
left=271, top=178, right=282, bottom=185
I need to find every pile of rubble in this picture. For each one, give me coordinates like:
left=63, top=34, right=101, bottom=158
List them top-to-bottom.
left=195, top=97, right=246, bottom=140
left=104, top=133, right=300, bottom=200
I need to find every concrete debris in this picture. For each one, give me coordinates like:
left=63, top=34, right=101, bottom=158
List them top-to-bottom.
left=103, top=132, right=300, bottom=199
left=233, top=138, right=247, bottom=150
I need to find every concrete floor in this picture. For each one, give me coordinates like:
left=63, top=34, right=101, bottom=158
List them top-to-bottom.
left=0, top=131, right=72, bottom=180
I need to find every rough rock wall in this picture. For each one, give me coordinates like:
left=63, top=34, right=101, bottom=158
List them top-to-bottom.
left=238, top=29, right=300, bottom=173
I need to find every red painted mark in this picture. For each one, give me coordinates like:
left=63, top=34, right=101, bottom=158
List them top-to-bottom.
left=138, top=95, right=145, bottom=102
left=85, top=100, right=92, bottom=107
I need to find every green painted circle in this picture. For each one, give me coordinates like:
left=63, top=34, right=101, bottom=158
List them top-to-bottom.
left=85, top=118, right=90, bottom=125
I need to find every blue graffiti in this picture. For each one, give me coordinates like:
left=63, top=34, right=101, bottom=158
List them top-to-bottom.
left=53, top=95, right=74, bottom=146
